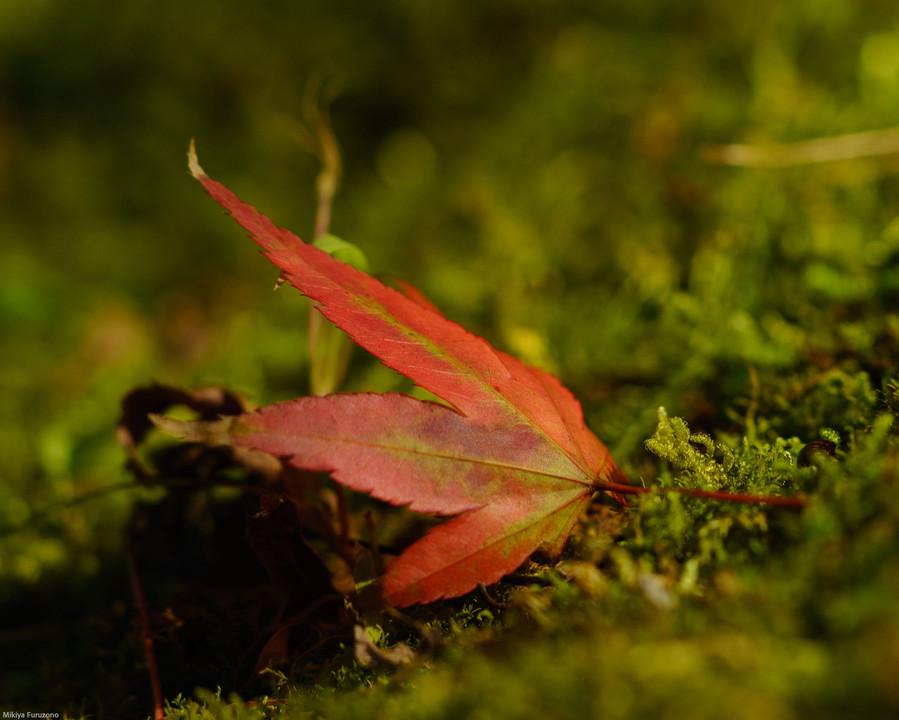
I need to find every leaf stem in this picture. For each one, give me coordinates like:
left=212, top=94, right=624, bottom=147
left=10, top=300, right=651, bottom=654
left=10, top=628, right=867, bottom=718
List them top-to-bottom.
left=593, top=480, right=806, bottom=508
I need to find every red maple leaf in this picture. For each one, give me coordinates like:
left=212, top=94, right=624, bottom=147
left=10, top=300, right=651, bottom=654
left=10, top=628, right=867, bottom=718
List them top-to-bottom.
left=179, top=142, right=627, bottom=606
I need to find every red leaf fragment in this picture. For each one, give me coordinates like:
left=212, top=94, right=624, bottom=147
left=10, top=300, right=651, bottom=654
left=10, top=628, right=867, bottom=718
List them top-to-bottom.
left=187, top=142, right=626, bottom=605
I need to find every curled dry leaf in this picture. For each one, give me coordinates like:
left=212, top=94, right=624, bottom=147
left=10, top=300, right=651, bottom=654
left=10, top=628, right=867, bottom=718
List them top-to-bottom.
left=119, top=383, right=281, bottom=482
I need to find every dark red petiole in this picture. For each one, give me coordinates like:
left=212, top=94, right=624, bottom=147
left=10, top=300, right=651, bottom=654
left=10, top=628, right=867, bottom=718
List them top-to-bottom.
left=593, top=480, right=806, bottom=508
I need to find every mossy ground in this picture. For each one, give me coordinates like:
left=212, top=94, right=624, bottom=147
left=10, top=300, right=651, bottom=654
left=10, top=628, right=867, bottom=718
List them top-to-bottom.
left=2, top=1, right=899, bottom=718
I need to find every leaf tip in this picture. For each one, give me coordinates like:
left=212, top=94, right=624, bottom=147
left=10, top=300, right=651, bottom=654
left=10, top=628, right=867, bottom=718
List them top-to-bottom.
left=187, top=138, right=206, bottom=180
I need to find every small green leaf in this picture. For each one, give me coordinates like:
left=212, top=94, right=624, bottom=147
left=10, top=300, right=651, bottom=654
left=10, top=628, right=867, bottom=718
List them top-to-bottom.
left=313, top=233, right=369, bottom=272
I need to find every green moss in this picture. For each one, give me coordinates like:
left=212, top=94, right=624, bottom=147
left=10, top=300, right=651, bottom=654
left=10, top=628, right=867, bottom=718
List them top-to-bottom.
left=645, top=407, right=734, bottom=489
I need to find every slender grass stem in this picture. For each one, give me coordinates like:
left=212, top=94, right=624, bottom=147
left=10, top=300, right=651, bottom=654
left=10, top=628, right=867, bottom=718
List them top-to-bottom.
left=127, top=548, right=164, bottom=720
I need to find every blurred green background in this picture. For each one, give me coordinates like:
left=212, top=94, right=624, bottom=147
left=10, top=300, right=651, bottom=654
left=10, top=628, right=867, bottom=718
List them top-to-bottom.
left=3, top=0, right=899, bottom=713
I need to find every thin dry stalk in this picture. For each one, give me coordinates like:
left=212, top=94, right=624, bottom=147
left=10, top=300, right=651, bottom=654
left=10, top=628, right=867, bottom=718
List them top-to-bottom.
left=703, top=126, right=899, bottom=167
left=127, top=548, right=164, bottom=720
